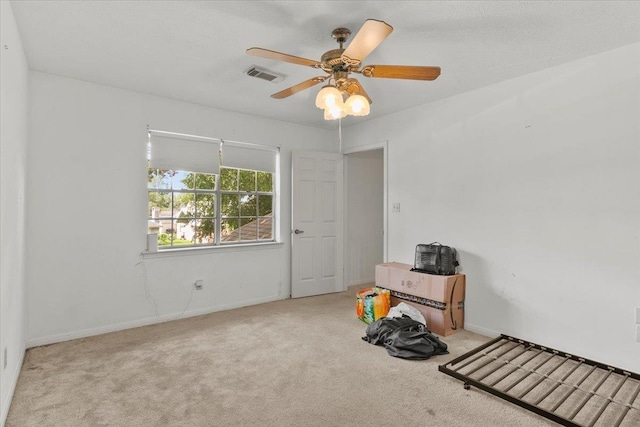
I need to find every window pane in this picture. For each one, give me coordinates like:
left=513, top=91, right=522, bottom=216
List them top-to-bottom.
left=220, top=168, right=238, bottom=191
left=147, top=169, right=156, bottom=189
left=148, top=169, right=171, bottom=189
left=239, top=170, right=256, bottom=192
left=172, top=171, right=193, bottom=190
left=257, top=172, right=273, bottom=192
left=195, top=173, right=216, bottom=190
left=148, top=192, right=172, bottom=218
left=173, top=193, right=193, bottom=219
left=195, top=193, right=215, bottom=218
left=221, top=194, right=239, bottom=217
left=239, top=194, right=257, bottom=217
left=257, top=195, right=273, bottom=217
left=258, top=216, right=273, bottom=240
left=239, top=217, right=258, bottom=241
left=175, top=218, right=194, bottom=243
left=158, top=219, right=176, bottom=247
left=194, top=219, right=216, bottom=244
left=221, top=219, right=239, bottom=242
left=173, top=227, right=193, bottom=246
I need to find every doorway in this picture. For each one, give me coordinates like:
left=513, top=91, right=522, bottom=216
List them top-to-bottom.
left=343, top=143, right=387, bottom=289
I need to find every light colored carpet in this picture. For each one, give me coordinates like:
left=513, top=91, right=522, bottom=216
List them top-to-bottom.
left=7, top=286, right=559, bottom=426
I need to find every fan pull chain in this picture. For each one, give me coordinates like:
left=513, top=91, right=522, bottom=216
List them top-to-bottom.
left=339, top=117, right=342, bottom=153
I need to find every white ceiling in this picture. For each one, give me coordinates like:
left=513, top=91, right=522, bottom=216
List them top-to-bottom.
left=10, top=1, right=640, bottom=129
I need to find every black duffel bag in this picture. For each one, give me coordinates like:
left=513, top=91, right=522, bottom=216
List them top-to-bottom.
left=412, top=242, right=459, bottom=275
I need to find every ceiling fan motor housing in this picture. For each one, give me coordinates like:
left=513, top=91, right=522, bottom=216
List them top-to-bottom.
left=321, top=26, right=358, bottom=77
left=331, top=27, right=351, bottom=45
left=321, top=48, right=354, bottom=78
left=321, top=49, right=346, bottom=68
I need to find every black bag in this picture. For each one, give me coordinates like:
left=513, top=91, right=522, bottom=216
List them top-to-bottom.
left=412, top=242, right=459, bottom=275
left=362, top=315, right=423, bottom=345
left=362, top=316, right=448, bottom=360
left=384, top=328, right=449, bottom=360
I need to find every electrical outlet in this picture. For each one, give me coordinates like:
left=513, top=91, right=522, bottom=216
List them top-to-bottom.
left=392, top=203, right=401, bottom=213
left=194, top=280, right=203, bottom=290
left=636, top=307, right=640, bottom=324
left=637, top=325, right=640, bottom=343
left=3, top=346, right=7, bottom=369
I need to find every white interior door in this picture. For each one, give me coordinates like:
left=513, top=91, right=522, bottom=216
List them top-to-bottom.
left=291, top=151, right=343, bottom=298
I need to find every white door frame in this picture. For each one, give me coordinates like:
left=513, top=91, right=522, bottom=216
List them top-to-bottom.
left=342, top=140, right=388, bottom=290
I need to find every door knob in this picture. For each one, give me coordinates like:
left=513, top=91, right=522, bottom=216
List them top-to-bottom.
left=294, top=229, right=304, bottom=234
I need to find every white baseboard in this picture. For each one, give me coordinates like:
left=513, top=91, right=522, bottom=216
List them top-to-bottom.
left=345, top=277, right=375, bottom=290
left=26, top=294, right=285, bottom=349
left=464, top=322, right=501, bottom=339
left=1, top=345, right=25, bottom=427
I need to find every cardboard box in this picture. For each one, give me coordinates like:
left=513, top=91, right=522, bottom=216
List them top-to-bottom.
left=375, top=262, right=465, bottom=301
left=376, top=262, right=465, bottom=336
left=389, top=297, right=463, bottom=337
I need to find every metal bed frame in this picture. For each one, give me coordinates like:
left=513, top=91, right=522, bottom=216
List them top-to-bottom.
left=439, top=334, right=640, bottom=427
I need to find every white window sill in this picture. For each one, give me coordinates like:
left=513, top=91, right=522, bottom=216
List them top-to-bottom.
left=141, top=241, right=284, bottom=258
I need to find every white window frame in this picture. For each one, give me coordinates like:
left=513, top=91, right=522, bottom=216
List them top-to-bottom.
left=146, top=129, right=280, bottom=252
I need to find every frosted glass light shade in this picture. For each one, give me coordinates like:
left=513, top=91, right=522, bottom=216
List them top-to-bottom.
left=315, top=85, right=343, bottom=109
left=344, top=95, right=370, bottom=116
left=324, top=105, right=346, bottom=120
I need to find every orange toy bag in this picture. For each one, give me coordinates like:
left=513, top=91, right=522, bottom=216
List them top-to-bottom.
left=356, top=287, right=391, bottom=324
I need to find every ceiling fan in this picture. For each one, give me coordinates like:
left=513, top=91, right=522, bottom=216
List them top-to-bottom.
left=246, top=19, right=441, bottom=120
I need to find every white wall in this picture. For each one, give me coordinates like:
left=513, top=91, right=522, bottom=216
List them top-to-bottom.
left=0, top=1, right=29, bottom=424
left=343, top=43, right=640, bottom=371
left=26, top=72, right=336, bottom=346
left=345, top=149, right=384, bottom=286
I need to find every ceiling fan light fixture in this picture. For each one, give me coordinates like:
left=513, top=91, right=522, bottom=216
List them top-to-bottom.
left=315, top=85, right=343, bottom=109
left=344, top=94, right=370, bottom=116
left=324, top=105, right=346, bottom=121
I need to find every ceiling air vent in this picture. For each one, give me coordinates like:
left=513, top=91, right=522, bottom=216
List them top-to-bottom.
left=245, top=65, right=286, bottom=83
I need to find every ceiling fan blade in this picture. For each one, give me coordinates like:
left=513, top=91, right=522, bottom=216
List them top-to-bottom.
left=341, top=19, right=393, bottom=66
left=247, top=47, right=321, bottom=68
left=360, top=65, right=441, bottom=81
left=271, top=76, right=327, bottom=99
left=342, top=78, right=372, bottom=105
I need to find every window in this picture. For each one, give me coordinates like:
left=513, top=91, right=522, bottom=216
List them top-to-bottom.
left=147, top=131, right=278, bottom=249
left=219, top=168, right=274, bottom=242
left=148, top=170, right=217, bottom=247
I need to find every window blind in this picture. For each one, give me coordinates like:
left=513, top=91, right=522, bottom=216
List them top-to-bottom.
left=149, top=132, right=220, bottom=174
left=221, top=142, right=278, bottom=173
